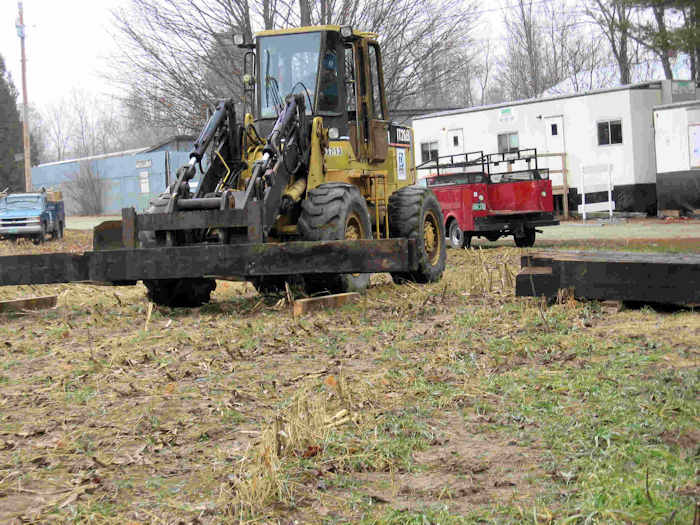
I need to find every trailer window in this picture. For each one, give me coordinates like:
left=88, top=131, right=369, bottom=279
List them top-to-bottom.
left=598, top=120, right=622, bottom=145
left=497, top=132, right=519, bottom=153
left=421, top=141, right=439, bottom=163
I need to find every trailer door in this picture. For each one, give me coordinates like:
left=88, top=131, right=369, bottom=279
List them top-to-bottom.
left=544, top=116, right=565, bottom=186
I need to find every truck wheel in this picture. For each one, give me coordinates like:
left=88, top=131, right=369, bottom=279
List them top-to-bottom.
left=298, top=183, right=372, bottom=295
left=388, top=186, right=446, bottom=284
left=140, top=194, right=216, bottom=307
left=51, top=221, right=64, bottom=240
left=448, top=221, right=464, bottom=249
left=32, top=223, right=46, bottom=245
left=514, top=227, right=536, bottom=248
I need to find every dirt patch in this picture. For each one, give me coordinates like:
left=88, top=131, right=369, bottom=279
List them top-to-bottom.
left=355, top=411, right=543, bottom=514
left=660, top=429, right=700, bottom=452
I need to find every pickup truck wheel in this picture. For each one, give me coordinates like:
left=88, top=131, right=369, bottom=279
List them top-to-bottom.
left=298, top=183, right=372, bottom=295
left=388, top=187, right=446, bottom=284
left=140, top=193, right=216, bottom=307
left=51, top=221, right=64, bottom=240
left=448, top=221, right=464, bottom=249
left=32, top=223, right=46, bottom=245
left=514, top=227, right=536, bottom=248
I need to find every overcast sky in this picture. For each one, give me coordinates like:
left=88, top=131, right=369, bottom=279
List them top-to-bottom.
left=0, top=0, right=122, bottom=108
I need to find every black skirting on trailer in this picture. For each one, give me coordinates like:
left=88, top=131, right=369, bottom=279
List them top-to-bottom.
left=656, top=170, right=700, bottom=214
left=564, top=183, right=658, bottom=215
left=516, top=250, right=700, bottom=306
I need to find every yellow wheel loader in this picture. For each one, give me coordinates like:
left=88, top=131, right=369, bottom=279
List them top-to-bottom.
left=0, top=26, right=446, bottom=306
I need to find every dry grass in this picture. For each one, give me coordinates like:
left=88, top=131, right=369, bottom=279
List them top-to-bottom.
left=0, top=231, right=697, bottom=523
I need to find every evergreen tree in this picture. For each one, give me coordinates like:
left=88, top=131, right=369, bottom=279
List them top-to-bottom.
left=623, top=0, right=700, bottom=80
left=0, top=54, right=24, bottom=192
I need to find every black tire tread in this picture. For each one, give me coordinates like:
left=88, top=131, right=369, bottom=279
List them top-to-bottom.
left=388, top=186, right=446, bottom=284
left=140, top=193, right=216, bottom=307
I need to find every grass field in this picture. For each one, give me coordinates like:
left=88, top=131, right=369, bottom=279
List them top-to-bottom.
left=0, top=228, right=697, bottom=523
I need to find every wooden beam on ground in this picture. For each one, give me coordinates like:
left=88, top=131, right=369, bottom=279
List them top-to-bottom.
left=516, top=250, right=700, bottom=306
left=293, top=292, right=360, bottom=316
left=0, top=295, right=57, bottom=313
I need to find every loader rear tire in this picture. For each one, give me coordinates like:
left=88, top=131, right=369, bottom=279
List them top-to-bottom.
left=298, top=183, right=372, bottom=295
left=388, top=186, right=446, bottom=284
left=140, top=193, right=216, bottom=307
left=251, top=275, right=302, bottom=297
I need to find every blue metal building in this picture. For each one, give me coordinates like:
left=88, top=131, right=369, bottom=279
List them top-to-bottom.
left=31, top=136, right=195, bottom=215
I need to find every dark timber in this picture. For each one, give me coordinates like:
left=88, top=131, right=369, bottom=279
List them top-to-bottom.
left=0, top=239, right=417, bottom=286
left=516, top=250, right=700, bottom=305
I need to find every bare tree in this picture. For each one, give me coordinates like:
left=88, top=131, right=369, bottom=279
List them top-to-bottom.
left=109, top=0, right=479, bottom=125
left=498, top=0, right=615, bottom=100
left=586, top=0, right=636, bottom=84
left=44, top=101, right=71, bottom=162
left=61, top=162, right=104, bottom=215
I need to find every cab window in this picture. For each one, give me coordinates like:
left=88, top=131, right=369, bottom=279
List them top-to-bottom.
left=317, top=32, right=341, bottom=113
left=368, top=44, right=384, bottom=120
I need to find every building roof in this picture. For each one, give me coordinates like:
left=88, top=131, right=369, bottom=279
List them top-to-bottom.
left=413, top=81, right=663, bottom=121
left=653, top=99, right=700, bottom=111
left=145, top=134, right=195, bottom=153
left=35, top=135, right=195, bottom=168
left=36, top=147, right=150, bottom=168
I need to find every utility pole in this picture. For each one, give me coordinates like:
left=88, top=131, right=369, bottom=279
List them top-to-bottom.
left=16, top=2, right=32, bottom=192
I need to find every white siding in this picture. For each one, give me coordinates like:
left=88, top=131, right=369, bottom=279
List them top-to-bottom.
left=413, top=87, right=661, bottom=190
left=654, top=102, right=700, bottom=173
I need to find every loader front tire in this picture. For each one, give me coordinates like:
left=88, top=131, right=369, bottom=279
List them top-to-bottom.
left=298, top=183, right=372, bottom=295
left=388, top=186, right=446, bottom=284
left=139, top=193, right=216, bottom=307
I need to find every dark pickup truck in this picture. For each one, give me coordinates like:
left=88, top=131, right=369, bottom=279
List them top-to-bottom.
left=0, top=191, right=65, bottom=244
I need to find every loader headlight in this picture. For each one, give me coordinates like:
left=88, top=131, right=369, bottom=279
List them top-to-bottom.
left=340, top=25, right=353, bottom=40
left=233, top=33, right=245, bottom=46
left=328, top=127, right=339, bottom=139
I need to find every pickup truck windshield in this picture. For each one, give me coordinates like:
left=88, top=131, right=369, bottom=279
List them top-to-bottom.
left=259, top=32, right=321, bottom=118
left=3, top=196, right=42, bottom=209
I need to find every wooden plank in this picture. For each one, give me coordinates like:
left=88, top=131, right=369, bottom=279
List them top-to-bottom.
left=578, top=183, right=611, bottom=194
left=578, top=201, right=616, bottom=213
left=121, top=208, right=137, bottom=249
left=0, top=239, right=417, bottom=286
left=517, top=250, right=700, bottom=305
left=515, top=266, right=559, bottom=299
left=293, top=292, right=360, bottom=316
left=0, top=295, right=57, bottom=313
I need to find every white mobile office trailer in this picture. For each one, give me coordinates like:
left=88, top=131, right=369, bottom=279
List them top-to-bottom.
left=413, top=80, right=699, bottom=214
left=653, top=100, right=700, bottom=214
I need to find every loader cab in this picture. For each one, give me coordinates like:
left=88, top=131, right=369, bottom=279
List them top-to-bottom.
left=253, top=26, right=389, bottom=163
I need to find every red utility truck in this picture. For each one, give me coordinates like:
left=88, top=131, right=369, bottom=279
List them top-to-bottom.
left=419, top=149, right=558, bottom=248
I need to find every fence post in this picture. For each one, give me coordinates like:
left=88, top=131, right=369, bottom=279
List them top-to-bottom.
left=562, top=153, right=569, bottom=219
left=607, top=164, right=613, bottom=222
left=580, top=166, right=587, bottom=222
